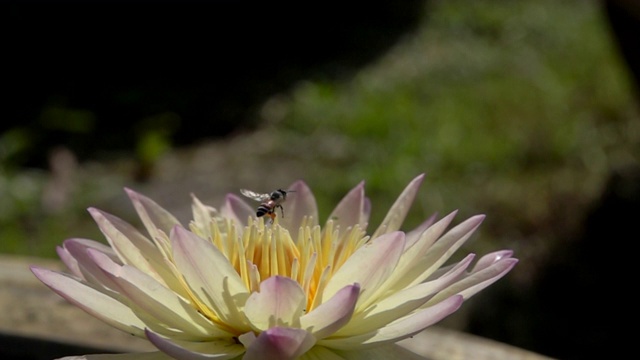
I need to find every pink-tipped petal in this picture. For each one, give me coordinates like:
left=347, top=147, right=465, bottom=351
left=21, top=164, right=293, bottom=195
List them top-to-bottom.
left=371, top=174, right=425, bottom=239
left=280, top=180, right=318, bottom=231
left=326, top=181, right=368, bottom=231
left=125, top=188, right=181, bottom=241
left=221, top=193, right=256, bottom=227
left=88, top=208, right=168, bottom=284
left=404, top=212, right=438, bottom=249
left=393, top=214, right=485, bottom=292
left=170, top=226, right=249, bottom=331
left=323, top=232, right=406, bottom=307
left=57, top=238, right=114, bottom=279
left=63, top=239, right=122, bottom=291
left=87, top=248, right=225, bottom=339
left=472, top=250, right=514, bottom=272
left=336, top=254, right=475, bottom=337
left=426, top=257, right=518, bottom=304
left=30, top=266, right=147, bottom=336
left=244, top=276, right=306, bottom=331
left=300, top=283, right=360, bottom=339
left=319, top=295, right=463, bottom=349
left=243, top=327, right=316, bottom=360
left=146, top=329, right=244, bottom=360
left=332, top=343, right=428, bottom=360
left=58, top=352, right=175, bottom=359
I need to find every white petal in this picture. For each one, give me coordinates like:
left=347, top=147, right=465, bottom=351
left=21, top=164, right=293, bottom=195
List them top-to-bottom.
left=371, top=174, right=425, bottom=239
left=280, top=180, right=318, bottom=230
left=327, top=181, right=368, bottom=231
left=125, top=188, right=181, bottom=241
left=220, top=193, right=255, bottom=227
left=88, top=208, right=171, bottom=287
left=362, top=212, right=457, bottom=307
left=391, top=215, right=485, bottom=294
left=171, top=226, right=250, bottom=330
left=322, top=232, right=405, bottom=307
left=64, top=239, right=121, bottom=291
left=88, top=248, right=228, bottom=340
left=335, top=254, right=474, bottom=336
left=426, top=255, right=518, bottom=305
left=30, top=266, right=147, bottom=337
left=244, top=276, right=306, bottom=331
left=300, top=284, right=360, bottom=339
left=319, top=295, right=462, bottom=349
left=243, top=327, right=316, bottom=360
left=146, top=329, right=244, bottom=360
left=333, top=343, right=428, bottom=360
left=298, top=346, right=346, bottom=360
left=58, top=352, right=173, bottom=360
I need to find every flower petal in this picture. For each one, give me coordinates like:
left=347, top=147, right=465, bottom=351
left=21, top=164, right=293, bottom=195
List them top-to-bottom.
left=371, top=174, right=425, bottom=239
left=280, top=180, right=318, bottom=230
left=326, top=181, right=368, bottom=232
left=125, top=188, right=181, bottom=241
left=220, top=193, right=256, bottom=228
left=88, top=208, right=173, bottom=288
left=361, top=211, right=458, bottom=306
left=404, top=212, right=438, bottom=249
left=388, top=214, right=485, bottom=295
left=171, top=226, right=250, bottom=330
left=322, top=232, right=405, bottom=308
left=57, top=238, right=117, bottom=280
left=64, top=239, right=121, bottom=291
left=87, top=248, right=228, bottom=340
left=335, top=254, right=475, bottom=337
left=426, top=254, right=518, bottom=305
left=30, top=266, right=147, bottom=337
left=244, top=276, right=306, bottom=331
left=300, top=283, right=360, bottom=339
left=319, top=295, right=462, bottom=349
left=242, top=327, right=316, bottom=360
left=145, top=329, right=244, bottom=360
left=333, top=343, right=428, bottom=360
left=298, top=346, right=346, bottom=360
left=58, top=352, right=173, bottom=360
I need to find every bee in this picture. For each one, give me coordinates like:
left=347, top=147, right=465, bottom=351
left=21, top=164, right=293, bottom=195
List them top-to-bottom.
left=240, top=188, right=292, bottom=221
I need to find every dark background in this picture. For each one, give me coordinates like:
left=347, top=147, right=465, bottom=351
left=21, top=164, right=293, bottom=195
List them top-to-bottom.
left=2, top=1, right=639, bottom=359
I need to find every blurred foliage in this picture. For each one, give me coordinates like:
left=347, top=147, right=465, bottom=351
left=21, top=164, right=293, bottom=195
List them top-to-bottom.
left=1, top=0, right=639, bottom=266
left=262, top=0, right=639, bottom=256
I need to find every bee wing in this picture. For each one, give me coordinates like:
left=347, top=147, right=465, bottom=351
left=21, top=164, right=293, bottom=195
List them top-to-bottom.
left=240, top=189, right=271, bottom=202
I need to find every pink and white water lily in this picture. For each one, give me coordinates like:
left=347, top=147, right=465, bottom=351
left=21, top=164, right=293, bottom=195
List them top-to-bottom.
left=31, top=174, right=517, bottom=360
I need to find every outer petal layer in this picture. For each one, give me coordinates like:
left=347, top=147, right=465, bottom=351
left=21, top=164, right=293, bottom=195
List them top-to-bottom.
left=170, top=226, right=249, bottom=330
left=323, top=232, right=405, bottom=307
left=244, top=276, right=306, bottom=331
left=300, top=283, right=360, bottom=339
left=242, top=327, right=316, bottom=360
left=145, top=329, right=244, bottom=360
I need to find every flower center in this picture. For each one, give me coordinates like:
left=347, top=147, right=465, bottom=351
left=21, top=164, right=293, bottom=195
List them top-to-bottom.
left=207, top=216, right=368, bottom=312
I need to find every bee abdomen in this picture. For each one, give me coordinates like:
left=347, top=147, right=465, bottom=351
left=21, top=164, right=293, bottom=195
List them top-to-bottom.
left=256, top=205, right=271, bottom=217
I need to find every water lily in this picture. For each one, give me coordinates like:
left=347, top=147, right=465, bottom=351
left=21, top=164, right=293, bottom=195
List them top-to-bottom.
left=31, top=174, right=517, bottom=360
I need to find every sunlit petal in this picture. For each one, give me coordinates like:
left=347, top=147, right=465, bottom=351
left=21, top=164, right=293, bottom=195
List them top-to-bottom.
left=371, top=174, right=425, bottom=238
left=280, top=180, right=318, bottom=230
left=327, top=181, right=368, bottom=231
left=171, top=225, right=250, bottom=331
left=323, top=232, right=405, bottom=307
left=30, top=266, right=147, bottom=336
left=244, top=276, right=306, bottom=331
left=300, top=283, right=360, bottom=339
left=319, top=295, right=463, bottom=349
left=243, top=327, right=316, bottom=360
left=145, top=329, right=244, bottom=360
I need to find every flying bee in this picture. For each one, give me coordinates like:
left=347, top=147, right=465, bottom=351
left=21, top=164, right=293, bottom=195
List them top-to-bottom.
left=240, top=188, right=293, bottom=221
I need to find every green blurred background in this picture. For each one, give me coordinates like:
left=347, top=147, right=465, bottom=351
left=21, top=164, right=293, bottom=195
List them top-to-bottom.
left=1, top=0, right=638, bottom=358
